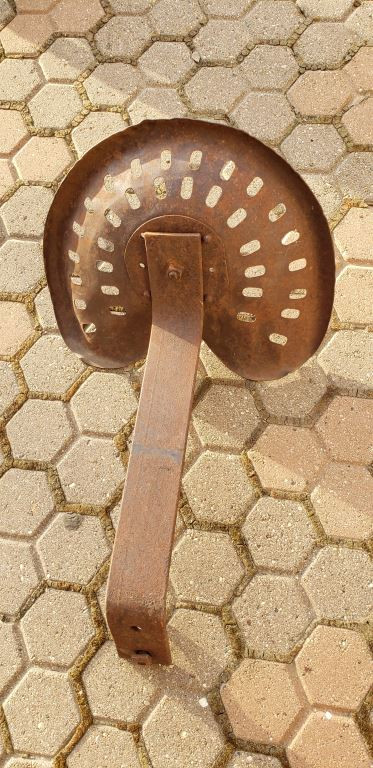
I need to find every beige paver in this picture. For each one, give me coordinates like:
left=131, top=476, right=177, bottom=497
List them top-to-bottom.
left=49, top=0, right=104, bottom=33
left=149, top=0, right=205, bottom=36
left=202, top=0, right=253, bottom=16
left=296, top=0, right=354, bottom=20
left=245, top=1, right=303, bottom=43
left=345, top=2, right=373, bottom=43
left=0, top=13, right=53, bottom=55
left=95, top=16, right=152, bottom=60
left=193, top=19, right=251, bottom=62
left=294, top=21, right=357, bottom=68
left=39, top=36, right=95, bottom=81
left=139, top=42, right=194, bottom=85
left=241, top=44, right=298, bottom=90
left=344, top=46, right=373, bottom=92
left=0, top=58, right=42, bottom=101
left=84, top=63, right=141, bottom=106
left=185, top=66, right=247, bottom=113
left=288, top=70, right=352, bottom=117
left=28, top=83, right=82, bottom=130
left=128, top=87, right=187, bottom=123
left=231, top=91, right=295, bottom=144
left=342, top=97, right=373, bottom=145
left=0, top=109, right=28, bottom=154
left=71, top=112, right=126, bottom=157
left=282, top=124, right=345, bottom=172
left=14, top=137, right=72, bottom=183
left=335, top=152, right=373, bottom=202
left=0, top=159, right=15, bottom=199
left=302, top=173, right=342, bottom=218
left=1, top=186, right=53, bottom=238
left=333, top=208, right=373, bottom=264
left=0, top=239, right=44, bottom=294
left=334, top=266, right=373, bottom=323
left=34, top=287, right=58, bottom=330
left=0, top=301, right=33, bottom=355
left=318, top=330, right=373, bottom=392
left=20, top=334, right=85, bottom=396
left=256, top=360, right=327, bottom=419
left=0, top=361, right=19, bottom=413
left=71, top=372, right=137, bottom=434
left=192, top=384, right=259, bottom=450
left=315, top=395, right=373, bottom=463
left=7, top=400, right=73, bottom=462
left=248, top=425, right=327, bottom=493
left=57, top=436, right=124, bottom=505
left=183, top=451, right=255, bottom=524
left=311, top=462, right=373, bottom=540
left=0, top=468, right=54, bottom=536
left=37, top=513, right=110, bottom=584
left=0, top=539, right=39, bottom=614
left=302, top=546, right=373, bottom=622
left=168, top=608, right=232, bottom=687
left=0, top=622, right=23, bottom=694
left=287, top=711, right=372, bottom=768
left=67, top=725, right=140, bottom=768
left=227, top=754, right=282, bottom=768
left=4, top=759, right=52, bottom=768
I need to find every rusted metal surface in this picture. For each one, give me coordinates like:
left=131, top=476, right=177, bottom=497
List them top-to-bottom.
left=43, top=118, right=335, bottom=664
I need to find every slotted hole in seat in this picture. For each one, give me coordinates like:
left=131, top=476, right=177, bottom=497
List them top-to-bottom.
left=160, top=150, right=172, bottom=170
left=189, top=150, right=202, bottom=170
left=131, top=158, right=142, bottom=179
left=220, top=160, right=235, bottom=181
left=104, top=174, right=115, bottom=192
left=180, top=176, right=193, bottom=199
left=154, top=177, right=167, bottom=200
left=247, top=177, right=263, bottom=196
left=205, top=185, right=222, bottom=208
left=125, top=188, right=141, bottom=209
left=84, top=197, right=95, bottom=213
left=269, top=203, right=286, bottom=222
left=105, top=208, right=121, bottom=227
left=227, top=208, right=247, bottom=228
left=73, top=221, right=84, bottom=237
left=282, top=230, right=300, bottom=245
left=97, top=237, right=114, bottom=252
left=240, top=240, right=260, bottom=255
left=68, top=250, right=79, bottom=263
left=289, top=258, right=306, bottom=272
left=96, top=260, right=113, bottom=272
left=245, top=265, right=265, bottom=278
left=71, top=275, right=82, bottom=285
left=101, top=285, right=119, bottom=295
left=242, top=286, right=263, bottom=297
left=289, top=288, right=307, bottom=299
left=74, top=298, right=86, bottom=310
left=109, top=306, right=126, bottom=316
left=281, top=308, right=300, bottom=318
left=237, top=312, right=256, bottom=323
left=82, top=322, right=96, bottom=334
left=269, top=333, right=287, bottom=345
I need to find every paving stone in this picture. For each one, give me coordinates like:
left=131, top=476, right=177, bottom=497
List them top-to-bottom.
left=0, top=0, right=13, bottom=28
left=15, top=0, right=56, bottom=9
left=50, top=0, right=104, bottom=33
left=110, top=0, right=151, bottom=10
left=149, top=0, right=205, bottom=36
left=202, top=0, right=253, bottom=17
left=296, top=0, right=354, bottom=19
left=245, top=1, right=303, bottom=43
left=345, top=1, right=373, bottom=43
left=0, top=13, right=54, bottom=56
left=95, top=16, right=152, bottom=59
left=193, top=19, right=251, bottom=62
left=294, top=22, right=357, bottom=67
left=39, top=36, right=95, bottom=81
left=139, top=42, right=193, bottom=85
left=241, top=44, right=298, bottom=90
left=344, top=47, right=373, bottom=92
left=0, top=59, right=42, bottom=102
left=84, top=63, right=141, bottom=107
left=185, top=66, right=246, bottom=113
left=288, top=70, right=352, bottom=116
left=28, top=83, right=82, bottom=130
left=129, top=86, right=188, bottom=123
left=231, top=92, right=295, bottom=144
left=342, top=97, right=373, bottom=145
left=0, top=110, right=28, bottom=154
left=71, top=112, right=126, bottom=157
left=282, top=124, right=345, bottom=172
left=14, top=137, right=73, bottom=183
left=335, top=152, right=373, bottom=202
left=0, top=158, right=16, bottom=199
left=302, top=173, right=342, bottom=218
left=1, top=186, right=53, bottom=238
left=333, top=208, right=373, bottom=263
left=0, top=239, right=44, bottom=294
left=335, top=266, right=373, bottom=323
left=34, top=287, right=57, bottom=330
left=0, top=301, right=33, bottom=355
left=318, top=330, right=373, bottom=392
left=20, top=334, right=85, bottom=396
left=199, top=341, right=243, bottom=382
left=256, top=359, right=327, bottom=419
left=0, top=361, right=19, bottom=413
left=71, top=372, right=137, bottom=434
left=192, top=384, right=259, bottom=451
left=315, top=395, right=373, bottom=463
left=7, top=400, right=73, bottom=462
left=248, top=425, right=327, bottom=493
left=57, top=436, right=124, bottom=505
left=183, top=451, right=255, bottom=524
left=311, top=462, right=373, bottom=540
left=0, top=468, right=54, bottom=537
left=243, top=497, right=316, bottom=573
left=37, top=513, right=110, bottom=584
left=170, top=530, right=244, bottom=606
left=0, top=539, right=39, bottom=614
left=302, top=545, right=373, bottom=622
left=233, top=574, right=314, bottom=656
left=21, top=588, right=94, bottom=667
left=168, top=608, right=232, bottom=688
left=0, top=622, right=23, bottom=694
left=296, top=624, right=373, bottom=710
left=83, top=640, right=159, bottom=722
left=221, top=659, right=304, bottom=744
left=4, top=668, right=79, bottom=755
left=143, top=694, right=224, bottom=768
left=287, top=711, right=372, bottom=768
left=67, top=724, right=140, bottom=768
left=227, top=754, right=282, bottom=768
left=4, top=760, right=52, bottom=768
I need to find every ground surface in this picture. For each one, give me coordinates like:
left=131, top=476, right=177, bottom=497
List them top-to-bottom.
left=0, top=0, right=372, bottom=767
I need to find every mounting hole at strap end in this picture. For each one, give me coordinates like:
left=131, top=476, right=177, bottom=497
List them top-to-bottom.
left=130, top=625, right=142, bottom=632
left=131, top=649, right=153, bottom=665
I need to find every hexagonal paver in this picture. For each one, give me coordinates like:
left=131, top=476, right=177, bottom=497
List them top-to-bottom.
left=0, top=0, right=13, bottom=27
left=49, top=0, right=104, bottom=34
left=110, top=0, right=151, bottom=9
left=149, top=0, right=205, bottom=36
left=296, top=0, right=354, bottom=19
left=245, top=1, right=303, bottom=43
left=345, top=1, right=373, bottom=43
left=0, top=12, right=53, bottom=55
left=95, top=16, right=152, bottom=59
left=193, top=19, right=250, bottom=63
left=294, top=22, right=357, bottom=68
left=39, top=37, right=95, bottom=81
left=139, top=42, right=193, bottom=85
left=241, top=44, right=298, bottom=90
left=344, top=47, right=373, bottom=92
left=0, top=59, right=42, bottom=102
left=84, top=63, right=141, bottom=106
left=184, top=66, right=246, bottom=114
left=287, top=70, right=352, bottom=117
left=28, top=84, right=82, bottom=130
left=128, top=87, right=187, bottom=124
left=231, top=92, right=295, bottom=144
left=342, top=97, right=373, bottom=145
left=0, top=110, right=28, bottom=154
left=71, top=111, right=126, bottom=157
left=282, top=124, right=344, bottom=172
left=14, top=137, right=73, bottom=183
left=335, top=152, right=373, bottom=202
left=0, top=159, right=15, bottom=199
left=303, top=173, right=342, bottom=218
left=1, top=186, right=53, bottom=238
left=334, top=208, right=373, bottom=264
left=0, top=239, right=44, bottom=294
left=334, top=266, right=373, bottom=324
left=34, top=286, right=57, bottom=331
left=0, top=301, right=33, bottom=355
left=318, top=330, right=373, bottom=392
left=20, top=334, right=85, bottom=396
left=199, top=340, right=243, bottom=383
left=256, top=359, right=327, bottom=419
left=0, top=361, right=19, bottom=414
left=71, top=372, right=137, bottom=434
left=192, top=384, right=259, bottom=450
left=316, top=395, right=373, bottom=463
left=7, top=400, right=73, bottom=462
left=248, top=425, right=327, bottom=493
left=57, top=436, right=124, bottom=505
left=183, top=451, right=255, bottom=524
left=311, top=462, right=373, bottom=540
left=0, top=468, right=54, bottom=537
left=243, top=498, right=316, bottom=573
left=37, top=513, right=110, bottom=584
left=171, top=530, right=244, bottom=606
left=0, top=539, right=39, bottom=614
left=302, top=546, right=373, bottom=622
left=233, top=574, right=314, bottom=656
left=21, top=588, right=94, bottom=667
left=168, top=608, right=232, bottom=688
left=0, top=623, right=23, bottom=694
left=296, top=625, right=373, bottom=710
left=83, top=640, right=158, bottom=723
left=221, top=659, right=305, bottom=744
left=4, top=668, right=79, bottom=756
left=143, top=694, right=224, bottom=768
left=287, top=711, right=372, bottom=768
left=67, top=724, right=140, bottom=768
left=228, top=754, right=282, bottom=768
left=4, top=759, right=52, bottom=768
